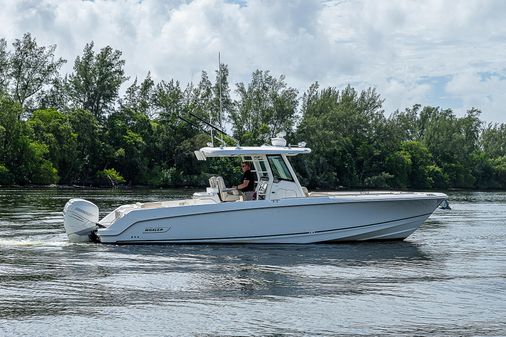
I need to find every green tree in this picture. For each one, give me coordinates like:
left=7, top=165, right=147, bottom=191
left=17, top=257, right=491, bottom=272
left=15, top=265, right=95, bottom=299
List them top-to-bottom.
left=8, top=33, right=66, bottom=112
left=0, top=38, right=8, bottom=93
left=67, top=42, right=128, bottom=120
left=213, top=63, right=233, bottom=129
left=231, top=70, right=298, bottom=145
left=190, top=71, right=213, bottom=121
left=121, top=72, right=156, bottom=118
left=36, top=76, right=68, bottom=112
left=151, top=79, right=199, bottom=183
left=152, top=79, right=190, bottom=163
left=154, top=79, right=188, bottom=123
left=296, top=84, right=389, bottom=188
left=0, top=94, right=21, bottom=184
left=0, top=95, right=58, bottom=184
left=388, top=104, right=423, bottom=143
left=420, top=107, right=480, bottom=187
left=106, top=108, right=153, bottom=184
left=27, top=109, right=79, bottom=184
left=67, top=109, right=105, bottom=184
left=481, top=123, right=506, bottom=158
left=399, top=141, right=431, bottom=188
left=385, top=150, right=412, bottom=188
left=470, top=151, right=498, bottom=189
left=491, top=156, right=506, bottom=188
left=96, top=168, right=126, bottom=187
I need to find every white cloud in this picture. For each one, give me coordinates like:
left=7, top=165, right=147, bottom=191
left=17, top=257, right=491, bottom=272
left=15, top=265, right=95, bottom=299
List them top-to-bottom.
left=0, top=0, right=505, bottom=122
left=446, top=71, right=506, bottom=124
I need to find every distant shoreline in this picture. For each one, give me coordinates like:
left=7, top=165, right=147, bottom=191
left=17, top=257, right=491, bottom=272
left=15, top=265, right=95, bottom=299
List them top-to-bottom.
left=0, top=184, right=503, bottom=193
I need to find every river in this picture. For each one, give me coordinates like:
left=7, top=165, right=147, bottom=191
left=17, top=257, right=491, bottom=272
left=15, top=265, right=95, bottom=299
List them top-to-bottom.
left=0, top=188, right=505, bottom=336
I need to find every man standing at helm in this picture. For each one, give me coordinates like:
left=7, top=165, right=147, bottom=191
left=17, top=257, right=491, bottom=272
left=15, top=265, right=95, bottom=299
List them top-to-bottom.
left=235, top=161, right=255, bottom=200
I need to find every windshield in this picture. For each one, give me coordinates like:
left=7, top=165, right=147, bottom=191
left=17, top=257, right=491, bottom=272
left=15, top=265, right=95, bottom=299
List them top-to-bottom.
left=267, top=155, right=294, bottom=182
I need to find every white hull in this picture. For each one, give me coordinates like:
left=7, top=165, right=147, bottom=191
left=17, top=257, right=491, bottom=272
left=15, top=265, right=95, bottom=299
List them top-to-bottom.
left=63, top=142, right=450, bottom=245
left=92, top=193, right=446, bottom=244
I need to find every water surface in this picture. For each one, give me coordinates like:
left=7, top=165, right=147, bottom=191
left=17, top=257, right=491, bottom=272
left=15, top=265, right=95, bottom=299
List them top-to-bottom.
left=0, top=189, right=505, bottom=336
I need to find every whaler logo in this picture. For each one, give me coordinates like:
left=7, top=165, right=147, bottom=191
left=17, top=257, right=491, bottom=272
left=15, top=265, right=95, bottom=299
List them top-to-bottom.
left=144, top=226, right=169, bottom=233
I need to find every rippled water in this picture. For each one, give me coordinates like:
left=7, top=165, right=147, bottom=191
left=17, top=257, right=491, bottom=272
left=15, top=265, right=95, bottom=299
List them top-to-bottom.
left=0, top=188, right=505, bottom=336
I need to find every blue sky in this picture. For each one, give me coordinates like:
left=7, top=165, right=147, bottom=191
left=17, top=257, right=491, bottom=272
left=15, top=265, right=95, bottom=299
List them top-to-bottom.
left=1, top=0, right=505, bottom=123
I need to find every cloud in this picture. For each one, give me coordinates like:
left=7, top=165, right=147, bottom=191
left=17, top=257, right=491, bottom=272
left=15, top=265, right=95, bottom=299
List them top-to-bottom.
left=0, top=0, right=505, bottom=122
left=318, top=0, right=506, bottom=122
left=446, top=71, right=506, bottom=124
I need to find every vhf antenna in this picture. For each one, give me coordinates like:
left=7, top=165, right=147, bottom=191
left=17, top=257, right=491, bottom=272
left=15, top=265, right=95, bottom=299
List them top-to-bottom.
left=176, top=52, right=239, bottom=147
left=209, top=52, right=224, bottom=147
left=218, top=52, right=224, bottom=147
left=209, top=84, right=214, bottom=147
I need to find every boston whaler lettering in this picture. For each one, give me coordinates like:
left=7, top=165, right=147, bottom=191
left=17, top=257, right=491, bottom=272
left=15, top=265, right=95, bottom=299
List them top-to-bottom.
left=63, top=134, right=448, bottom=244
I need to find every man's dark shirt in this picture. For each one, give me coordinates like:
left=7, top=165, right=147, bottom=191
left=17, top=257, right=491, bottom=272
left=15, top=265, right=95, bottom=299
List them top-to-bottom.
left=241, top=170, right=255, bottom=192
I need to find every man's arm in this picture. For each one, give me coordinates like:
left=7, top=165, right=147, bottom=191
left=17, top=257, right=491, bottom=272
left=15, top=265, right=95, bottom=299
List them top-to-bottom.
left=237, top=179, right=250, bottom=190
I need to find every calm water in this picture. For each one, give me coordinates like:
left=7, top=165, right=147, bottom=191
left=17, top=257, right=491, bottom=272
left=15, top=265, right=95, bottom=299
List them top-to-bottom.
left=0, top=188, right=505, bottom=336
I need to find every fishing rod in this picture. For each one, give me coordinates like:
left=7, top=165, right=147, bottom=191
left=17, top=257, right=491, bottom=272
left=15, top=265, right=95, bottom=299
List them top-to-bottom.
left=173, top=53, right=239, bottom=147
left=163, top=107, right=237, bottom=146
left=185, top=111, right=239, bottom=146
left=187, top=111, right=227, bottom=136
left=176, top=113, right=229, bottom=146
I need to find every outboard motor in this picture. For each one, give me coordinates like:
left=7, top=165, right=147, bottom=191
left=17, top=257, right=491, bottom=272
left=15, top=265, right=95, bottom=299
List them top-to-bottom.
left=63, top=198, right=99, bottom=242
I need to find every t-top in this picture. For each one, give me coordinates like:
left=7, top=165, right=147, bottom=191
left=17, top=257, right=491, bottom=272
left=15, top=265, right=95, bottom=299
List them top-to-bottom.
left=241, top=170, right=255, bottom=192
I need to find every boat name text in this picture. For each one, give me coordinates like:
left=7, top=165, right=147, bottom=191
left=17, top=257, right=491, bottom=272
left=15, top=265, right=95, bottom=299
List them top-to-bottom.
left=144, top=227, right=166, bottom=233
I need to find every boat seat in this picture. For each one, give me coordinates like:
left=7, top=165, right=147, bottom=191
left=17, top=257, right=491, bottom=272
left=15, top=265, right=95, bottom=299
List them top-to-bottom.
left=209, top=176, right=219, bottom=189
left=216, top=176, right=240, bottom=202
left=301, top=186, right=309, bottom=197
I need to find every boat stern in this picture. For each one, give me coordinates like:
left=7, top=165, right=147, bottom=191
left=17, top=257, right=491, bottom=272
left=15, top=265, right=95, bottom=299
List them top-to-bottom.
left=63, top=198, right=100, bottom=242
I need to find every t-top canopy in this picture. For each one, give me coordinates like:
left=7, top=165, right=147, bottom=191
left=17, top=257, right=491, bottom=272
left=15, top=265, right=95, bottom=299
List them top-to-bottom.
left=195, top=145, right=311, bottom=160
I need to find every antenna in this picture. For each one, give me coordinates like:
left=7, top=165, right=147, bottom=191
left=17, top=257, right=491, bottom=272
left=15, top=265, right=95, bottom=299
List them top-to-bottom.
left=218, top=52, right=224, bottom=146
left=175, top=53, right=241, bottom=147
left=209, top=92, right=214, bottom=147
left=209, top=115, right=214, bottom=147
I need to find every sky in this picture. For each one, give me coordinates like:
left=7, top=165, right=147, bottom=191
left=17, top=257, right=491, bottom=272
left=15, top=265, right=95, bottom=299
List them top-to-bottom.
left=1, top=0, right=505, bottom=123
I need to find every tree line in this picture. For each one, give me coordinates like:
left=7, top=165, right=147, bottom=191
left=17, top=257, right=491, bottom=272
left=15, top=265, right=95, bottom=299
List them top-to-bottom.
left=1, top=33, right=506, bottom=190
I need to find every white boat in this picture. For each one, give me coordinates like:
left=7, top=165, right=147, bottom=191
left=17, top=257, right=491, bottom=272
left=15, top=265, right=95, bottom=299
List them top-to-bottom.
left=63, top=136, right=448, bottom=244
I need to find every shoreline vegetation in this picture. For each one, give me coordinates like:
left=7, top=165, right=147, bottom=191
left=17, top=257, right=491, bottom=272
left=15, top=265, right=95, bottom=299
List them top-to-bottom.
left=1, top=33, right=506, bottom=190
left=0, top=185, right=502, bottom=193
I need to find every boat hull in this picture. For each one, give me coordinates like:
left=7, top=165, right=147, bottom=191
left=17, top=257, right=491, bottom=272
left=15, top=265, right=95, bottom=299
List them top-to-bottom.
left=96, top=194, right=446, bottom=244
